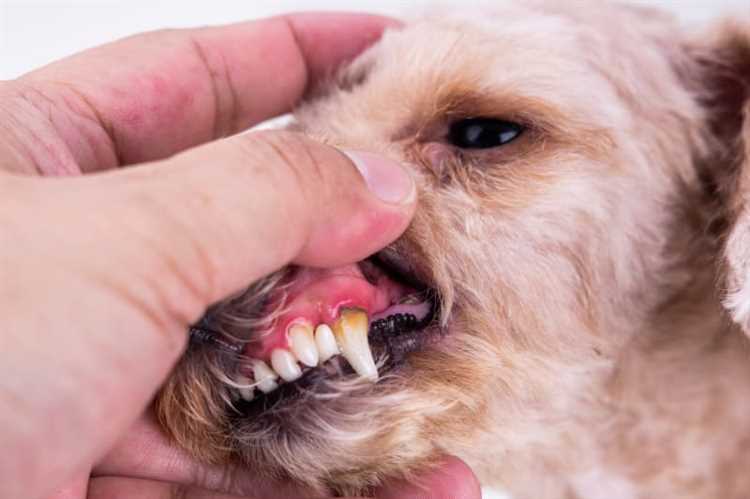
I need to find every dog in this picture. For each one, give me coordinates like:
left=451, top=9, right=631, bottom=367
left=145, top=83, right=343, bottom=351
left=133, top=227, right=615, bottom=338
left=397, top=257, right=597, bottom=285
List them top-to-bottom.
left=155, top=2, right=750, bottom=497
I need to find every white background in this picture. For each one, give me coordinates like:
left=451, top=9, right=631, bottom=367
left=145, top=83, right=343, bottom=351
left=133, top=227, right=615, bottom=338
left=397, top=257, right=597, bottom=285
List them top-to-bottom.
left=1, top=0, right=748, bottom=79
left=0, top=1, right=747, bottom=498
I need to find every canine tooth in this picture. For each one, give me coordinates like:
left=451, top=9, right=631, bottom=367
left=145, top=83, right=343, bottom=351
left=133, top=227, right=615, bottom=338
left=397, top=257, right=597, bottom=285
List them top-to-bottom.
left=333, top=309, right=378, bottom=381
left=289, top=323, right=319, bottom=367
left=315, top=324, right=339, bottom=363
left=271, top=349, right=302, bottom=382
left=252, top=360, right=278, bottom=393
left=235, top=374, right=255, bottom=401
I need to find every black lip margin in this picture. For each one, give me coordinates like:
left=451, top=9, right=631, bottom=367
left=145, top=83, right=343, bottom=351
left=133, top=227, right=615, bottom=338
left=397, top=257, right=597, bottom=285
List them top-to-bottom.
left=368, top=248, right=428, bottom=292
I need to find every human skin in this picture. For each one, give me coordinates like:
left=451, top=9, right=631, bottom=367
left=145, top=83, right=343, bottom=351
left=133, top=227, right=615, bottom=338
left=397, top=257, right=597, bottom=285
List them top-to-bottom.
left=0, top=13, right=481, bottom=499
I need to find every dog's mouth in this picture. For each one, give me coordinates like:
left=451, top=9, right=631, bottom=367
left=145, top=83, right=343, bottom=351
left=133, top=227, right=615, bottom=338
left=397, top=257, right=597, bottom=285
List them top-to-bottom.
left=189, top=250, right=441, bottom=411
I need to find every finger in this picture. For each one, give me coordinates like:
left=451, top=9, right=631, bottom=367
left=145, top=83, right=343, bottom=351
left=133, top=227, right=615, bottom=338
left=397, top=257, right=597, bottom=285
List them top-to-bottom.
left=1, top=13, right=397, bottom=175
left=39, top=131, right=417, bottom=304
left=1, top=132, right=415, bottom=499
left=94, top=414, right=312, bottom=498
left=96, top=419, right=477, bottom=499
left=376, top=457, right=482, bottom=499
left=45, top=471, right=88, bottom=499
left=88, top=477, right=276, bottom=499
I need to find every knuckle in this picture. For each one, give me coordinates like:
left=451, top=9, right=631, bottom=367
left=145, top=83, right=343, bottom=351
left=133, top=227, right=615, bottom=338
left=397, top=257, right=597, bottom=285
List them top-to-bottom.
left=231, top=130, right=343, bottom=255
left=234, top=130, right=335, bottom=208
left=101, top=180, right=217, bottom=337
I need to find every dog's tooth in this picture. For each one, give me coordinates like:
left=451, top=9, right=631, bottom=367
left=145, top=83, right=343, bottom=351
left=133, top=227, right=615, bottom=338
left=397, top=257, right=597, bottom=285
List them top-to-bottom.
left=333, top=309, right=378, bottom=381
left=289, top=323, right=319, bottom=367
left=315, top=324, right=339, bottom=363
left=271, top=349, right=302, bottom=382
left=252, top=360, right=279, bottom=393
left=235, top=374, right=255, bottom=401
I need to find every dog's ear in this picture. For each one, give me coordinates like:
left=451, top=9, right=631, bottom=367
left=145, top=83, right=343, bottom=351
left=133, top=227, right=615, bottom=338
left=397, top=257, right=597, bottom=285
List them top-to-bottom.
left=691, top=21, right=750, bottom=331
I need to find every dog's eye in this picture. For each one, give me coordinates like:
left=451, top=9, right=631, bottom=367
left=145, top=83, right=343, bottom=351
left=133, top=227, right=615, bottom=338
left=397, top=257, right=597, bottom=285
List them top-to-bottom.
left=448, top=118, right=523, bottom=149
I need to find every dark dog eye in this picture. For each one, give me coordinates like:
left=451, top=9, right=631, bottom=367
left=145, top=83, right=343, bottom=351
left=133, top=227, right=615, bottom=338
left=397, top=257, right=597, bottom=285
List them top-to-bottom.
left=448, top=118, right=523, bottom=149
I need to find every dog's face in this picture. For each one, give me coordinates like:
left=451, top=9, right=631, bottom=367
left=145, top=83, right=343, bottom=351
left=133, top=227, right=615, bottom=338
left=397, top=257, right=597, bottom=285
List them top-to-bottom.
left=157, top=2, right=750, bottom=495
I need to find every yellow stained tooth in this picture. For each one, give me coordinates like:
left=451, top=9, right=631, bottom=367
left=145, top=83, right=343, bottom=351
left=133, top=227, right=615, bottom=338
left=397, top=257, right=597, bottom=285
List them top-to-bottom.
left=333, top=308, right=378, bottom=382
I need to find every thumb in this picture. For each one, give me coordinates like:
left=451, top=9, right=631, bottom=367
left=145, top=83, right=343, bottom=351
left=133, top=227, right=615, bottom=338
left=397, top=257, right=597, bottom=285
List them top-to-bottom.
left=9, top=129, right=417, bottom=323
left=100, top=130, right=417, bottom=305
left=0, top=131, right=415, bottom=499
left=375, top=457, right=482, bottom=499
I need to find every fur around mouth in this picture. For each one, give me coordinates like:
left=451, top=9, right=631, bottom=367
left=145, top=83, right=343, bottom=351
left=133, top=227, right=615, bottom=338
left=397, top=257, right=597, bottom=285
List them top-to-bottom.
left=188, top=250, right=442, bottom=411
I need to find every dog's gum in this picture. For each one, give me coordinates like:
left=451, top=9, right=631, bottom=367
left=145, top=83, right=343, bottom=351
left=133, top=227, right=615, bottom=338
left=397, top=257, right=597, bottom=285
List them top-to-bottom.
left=242, top=267, right=394, bottom=361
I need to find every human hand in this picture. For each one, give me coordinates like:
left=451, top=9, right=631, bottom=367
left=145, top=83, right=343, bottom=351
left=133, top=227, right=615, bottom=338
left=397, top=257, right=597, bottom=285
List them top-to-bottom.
left=0, top=12, right=481, bottom=499
left=86, top=414, right=480, bottom=499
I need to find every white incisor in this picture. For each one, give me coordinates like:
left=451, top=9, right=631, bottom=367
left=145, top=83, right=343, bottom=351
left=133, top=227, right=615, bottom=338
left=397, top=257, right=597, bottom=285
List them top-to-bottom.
left=289, top=323, right=319, bottom=367
left=314, top=324, right=340, bottom=363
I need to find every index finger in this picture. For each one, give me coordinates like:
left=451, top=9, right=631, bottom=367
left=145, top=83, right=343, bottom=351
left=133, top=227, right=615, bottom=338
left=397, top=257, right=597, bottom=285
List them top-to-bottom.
left=8, top=13, right=396, bottom=174
left=94, top=414, right=320, bottom=497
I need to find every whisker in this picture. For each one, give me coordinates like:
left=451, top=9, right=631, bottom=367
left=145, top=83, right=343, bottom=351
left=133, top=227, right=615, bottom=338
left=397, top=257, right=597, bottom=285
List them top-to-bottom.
left=188, top=325, right=243, bottom=354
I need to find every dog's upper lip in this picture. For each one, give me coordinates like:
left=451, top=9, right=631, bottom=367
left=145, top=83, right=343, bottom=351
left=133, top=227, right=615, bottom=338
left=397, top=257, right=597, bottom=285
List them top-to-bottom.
left=370, top=247, right=428, bottom=291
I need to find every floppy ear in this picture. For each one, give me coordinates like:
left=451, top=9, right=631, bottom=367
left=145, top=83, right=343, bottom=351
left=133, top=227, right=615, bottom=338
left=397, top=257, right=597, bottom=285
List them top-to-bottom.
left=695, top=21, right=750, bottom=331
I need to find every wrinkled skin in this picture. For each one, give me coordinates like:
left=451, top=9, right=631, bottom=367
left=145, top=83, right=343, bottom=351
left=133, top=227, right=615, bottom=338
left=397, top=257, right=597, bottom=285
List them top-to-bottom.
left=1, top=12, right=482, bottom=499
